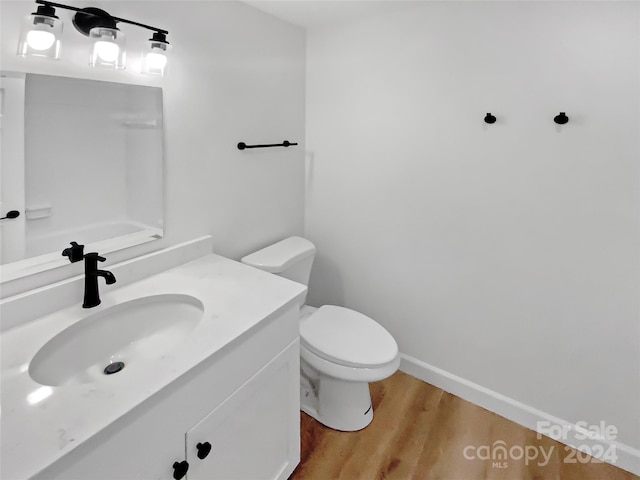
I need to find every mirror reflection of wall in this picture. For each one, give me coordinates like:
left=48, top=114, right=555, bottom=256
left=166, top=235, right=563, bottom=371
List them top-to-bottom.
left=0, top=73, right=164, bottom=272
left=0, top=73, right=26, bottom=265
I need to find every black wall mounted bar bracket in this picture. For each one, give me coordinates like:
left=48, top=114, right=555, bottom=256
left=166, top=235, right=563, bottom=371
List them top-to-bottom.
left=237, top=140, right=298, bottom=150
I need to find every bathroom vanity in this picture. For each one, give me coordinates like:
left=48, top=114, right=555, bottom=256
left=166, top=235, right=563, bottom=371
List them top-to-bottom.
left=0, top=250, right=306, bottom=479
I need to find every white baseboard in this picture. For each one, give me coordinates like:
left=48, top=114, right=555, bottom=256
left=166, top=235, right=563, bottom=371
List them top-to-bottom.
left=399, top=353, right=640, bottom=477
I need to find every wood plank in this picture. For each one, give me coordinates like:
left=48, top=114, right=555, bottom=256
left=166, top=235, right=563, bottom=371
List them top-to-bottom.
left=289, top=371, right=638, bottom=480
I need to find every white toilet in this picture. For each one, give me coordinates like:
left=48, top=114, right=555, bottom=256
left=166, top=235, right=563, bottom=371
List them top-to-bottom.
left=241, top=236, right=400, bottom=431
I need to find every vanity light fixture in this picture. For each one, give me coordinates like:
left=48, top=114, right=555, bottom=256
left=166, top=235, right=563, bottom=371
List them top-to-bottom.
left=17, top=0, right=170, bottom=76
left=17, top=3, right=63, bottom=59
left=72, top=7, right=127, bottom=69
left=141, top=32, right=170, bottom=77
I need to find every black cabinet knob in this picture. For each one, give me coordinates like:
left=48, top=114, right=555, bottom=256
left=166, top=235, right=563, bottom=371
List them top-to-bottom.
left=196, top=441, right=212, bottom=459
left=172, top=460, right=189, bottom=480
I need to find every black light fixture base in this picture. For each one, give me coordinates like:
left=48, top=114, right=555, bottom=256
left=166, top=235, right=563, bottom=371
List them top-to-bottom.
left=34, top=4, right=58, bottom=18
left=72, top=7, right=116, bottom=36
left=150, top=31, right=169, bottom=44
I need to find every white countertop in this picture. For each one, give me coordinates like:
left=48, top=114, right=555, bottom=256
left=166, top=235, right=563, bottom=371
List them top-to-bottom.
left=0, top=253, right=306, bottom=480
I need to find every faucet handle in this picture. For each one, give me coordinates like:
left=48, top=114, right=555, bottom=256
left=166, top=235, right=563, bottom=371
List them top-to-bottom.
left=62, top=241, right=84, bottom=262
left=84, top=252, right=106, bottom=262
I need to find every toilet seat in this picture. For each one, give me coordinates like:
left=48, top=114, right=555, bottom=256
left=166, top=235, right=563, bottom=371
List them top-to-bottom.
left=300, top=305, right=398, bottom=368
left=300, top=343, right=400, bottom=383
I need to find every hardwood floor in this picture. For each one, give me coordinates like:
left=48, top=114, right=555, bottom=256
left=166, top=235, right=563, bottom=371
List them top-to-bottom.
left=290, top=371, right=639, bottom=480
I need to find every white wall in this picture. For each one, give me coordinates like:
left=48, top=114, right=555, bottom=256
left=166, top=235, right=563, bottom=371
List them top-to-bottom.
left=0, top=0, right=305, bottom=292
left=306, top=0, right=640, bottom=457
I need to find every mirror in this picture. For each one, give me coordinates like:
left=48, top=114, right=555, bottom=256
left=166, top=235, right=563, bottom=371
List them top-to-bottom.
left=0, top=72, right=164, bottom=282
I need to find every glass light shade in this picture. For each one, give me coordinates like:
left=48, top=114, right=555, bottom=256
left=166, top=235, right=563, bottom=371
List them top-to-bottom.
left=17, top=14, right=62, bottom=59
left=89, top=27, right=125, bottom=69
left=141, top=40, right=170, bottom=77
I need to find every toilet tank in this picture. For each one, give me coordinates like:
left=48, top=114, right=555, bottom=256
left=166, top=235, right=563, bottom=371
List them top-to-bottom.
left=241, top=236, right=316, bottom=287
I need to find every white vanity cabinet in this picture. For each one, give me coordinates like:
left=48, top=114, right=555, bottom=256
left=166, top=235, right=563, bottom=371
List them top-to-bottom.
left=31, top=303, right=301, bottom=480
left=185, top=341, right=299, bottom=480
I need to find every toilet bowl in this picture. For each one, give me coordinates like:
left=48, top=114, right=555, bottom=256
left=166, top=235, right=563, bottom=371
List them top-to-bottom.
left=241, top=237, right=400, bottom=431
left=298, top=305, right=400, bottom=431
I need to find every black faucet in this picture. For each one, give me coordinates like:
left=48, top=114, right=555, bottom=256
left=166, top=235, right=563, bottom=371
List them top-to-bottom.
left=82, top=253, right=117, bottom=308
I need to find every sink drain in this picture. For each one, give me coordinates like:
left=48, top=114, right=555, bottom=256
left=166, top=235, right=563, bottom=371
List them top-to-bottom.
left=104, top=361, right=125, bottom=375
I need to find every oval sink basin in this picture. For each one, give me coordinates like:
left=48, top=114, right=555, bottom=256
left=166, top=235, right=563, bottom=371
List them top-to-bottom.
left=29, top=294, right=204, bottom=386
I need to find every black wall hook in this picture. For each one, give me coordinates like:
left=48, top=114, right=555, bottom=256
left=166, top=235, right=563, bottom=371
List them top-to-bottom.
left=554, top=112, right=569, bottom=124
left=484, top=113, right=497, bottom=124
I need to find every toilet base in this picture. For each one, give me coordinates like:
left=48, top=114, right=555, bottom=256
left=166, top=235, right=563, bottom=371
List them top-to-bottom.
left=300, top=370, right=374, bottom=432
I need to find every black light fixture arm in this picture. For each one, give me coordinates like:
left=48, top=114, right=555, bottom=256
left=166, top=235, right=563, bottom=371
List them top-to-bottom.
left=35, top=0, right=168, bottom=34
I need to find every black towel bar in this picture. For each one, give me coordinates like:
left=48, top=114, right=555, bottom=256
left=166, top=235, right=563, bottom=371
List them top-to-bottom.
left=237, top=140, right=298, bottom=150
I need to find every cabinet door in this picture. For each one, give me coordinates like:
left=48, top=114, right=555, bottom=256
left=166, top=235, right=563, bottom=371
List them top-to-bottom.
left=185, top=340, right=300, bottom=480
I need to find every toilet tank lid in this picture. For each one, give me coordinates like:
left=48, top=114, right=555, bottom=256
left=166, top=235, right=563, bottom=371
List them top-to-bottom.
left=240, top=236, right=316, bottom=273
